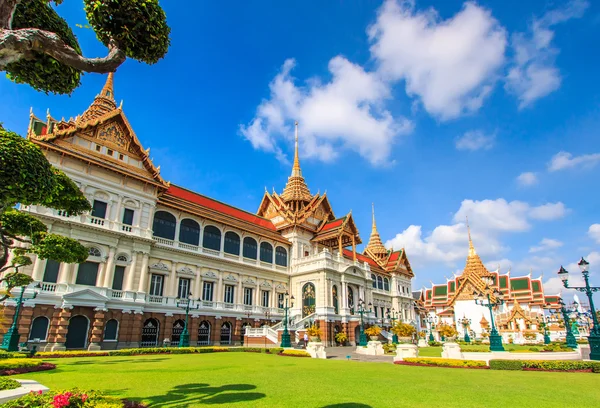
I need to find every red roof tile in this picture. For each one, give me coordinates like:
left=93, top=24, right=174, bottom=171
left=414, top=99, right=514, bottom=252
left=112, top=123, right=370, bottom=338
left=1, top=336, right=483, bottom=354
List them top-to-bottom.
left=165, top=185, right=276, bottom=231
left=321, top=218, right=344, bottom=232
left=342, top=249, right=380, bottom=269
left=388, top=251, right=400, bottom=262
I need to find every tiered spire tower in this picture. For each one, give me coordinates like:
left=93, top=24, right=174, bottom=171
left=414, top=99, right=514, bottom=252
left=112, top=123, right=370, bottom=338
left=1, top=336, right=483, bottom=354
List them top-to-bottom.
left=80, top=72, right=117, bottom=122
left=281, top=121, right=312, bottom=203
left=365, top=203, right=388, bottom=258
left=462, top=217, right=490, bottom=277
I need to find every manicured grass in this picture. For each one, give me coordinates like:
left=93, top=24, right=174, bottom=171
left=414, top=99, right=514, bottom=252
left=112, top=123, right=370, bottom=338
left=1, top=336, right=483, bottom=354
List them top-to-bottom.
left=17, top=353, right=600, bottom=408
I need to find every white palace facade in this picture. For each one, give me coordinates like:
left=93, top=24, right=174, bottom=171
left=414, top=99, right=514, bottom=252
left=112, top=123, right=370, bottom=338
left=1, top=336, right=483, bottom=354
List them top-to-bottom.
left=2, top=74, right=416, bottom=350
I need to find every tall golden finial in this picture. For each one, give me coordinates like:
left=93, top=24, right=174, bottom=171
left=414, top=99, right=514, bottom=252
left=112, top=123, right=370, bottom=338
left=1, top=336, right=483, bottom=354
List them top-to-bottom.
left=80, top=72, right=117, bottom=122
left=101, top=72, right=115, bottom=100
left=281, top=121, right=312, bottom=203
left=292, top=121, right=301, bottom=177
left=372, top=202, right=377, bottom=233
left=365, top=203, right=387, bottom=258
left=466, top=216, right=476, bottom=256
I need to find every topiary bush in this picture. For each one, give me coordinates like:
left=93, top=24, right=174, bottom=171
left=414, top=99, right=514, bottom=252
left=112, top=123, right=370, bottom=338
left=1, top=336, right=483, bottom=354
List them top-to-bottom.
left=7, top=0, right=82, bottom=94
left=279, top=350, right=310, bottom=357
left=401, top=357, right=487, bottom=368
left=489, top=359, right=523, bottom=370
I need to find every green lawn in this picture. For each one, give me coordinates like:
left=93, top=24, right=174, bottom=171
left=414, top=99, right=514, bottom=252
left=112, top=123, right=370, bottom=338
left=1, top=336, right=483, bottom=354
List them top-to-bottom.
left=17, top=353, right=600, bottom=408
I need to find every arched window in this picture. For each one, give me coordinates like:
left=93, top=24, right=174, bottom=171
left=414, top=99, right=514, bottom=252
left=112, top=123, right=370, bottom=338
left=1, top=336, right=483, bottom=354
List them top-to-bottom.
left=152, top=211, right=176, bottom=240
left=179, top=219, right=200, bottom=246
left=202, top=226, right=221, bottom=251
left=224, top=232, right=240, bottom=255
left=243, top=237, right=257, bottom=259
left=260, top=242, right=273, bottom=263
left=275, top=246, right=288, bottom=267
left=88, top=247, right=102, bottom=257
left=116, top=254, right=128, bottom=262
left=371, top=274, right=377, bottom=288
left=377, top=276, right=383, bottom=290
left=384, top=278, right=390, bottom=291
left=302, top=283, right=316, bottom=318
left=332, top=285, right=339, bottom=314
left=347, top=286, right=354, bottom=315
left=65, top=315, right=89, bottom=349
left=29, top=316, right=49, bottom=341
left=141, top=318, right=159, bottom=347
left=104, top=319, right=119, bottom=341
left=171, top=319, right=185, bottom=344
left=198, top=321, right=211, bottom=346
left=220, top=322, right=232, bottom=345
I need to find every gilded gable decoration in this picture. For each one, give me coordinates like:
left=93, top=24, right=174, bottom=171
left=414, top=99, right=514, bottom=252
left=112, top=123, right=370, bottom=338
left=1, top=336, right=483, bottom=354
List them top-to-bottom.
left=97, top=122, right=127, bottom=148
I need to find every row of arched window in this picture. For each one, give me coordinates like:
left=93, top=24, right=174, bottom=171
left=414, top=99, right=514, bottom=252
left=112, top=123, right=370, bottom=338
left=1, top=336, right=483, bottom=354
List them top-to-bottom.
left=152, top=211, right=288, bottom=266
left=371, top=274, right=390, bottom=291
left=28, top=316, right=119, bottom=342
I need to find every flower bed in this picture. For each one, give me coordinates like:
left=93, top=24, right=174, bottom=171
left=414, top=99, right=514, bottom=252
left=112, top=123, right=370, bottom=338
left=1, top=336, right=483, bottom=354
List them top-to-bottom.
left=33, top=347, right=289, bottom=359
left=279, top=350, right=311, bottom=358
left=0, top=351, right=28, bottom=359
left=35, top=351, right=111, bottom=358
left=0, top=358, right=56, bottom=376
left=397, top=358, right=487, bottom=369
left=490, top=359, right=600, bottom=373
left=0, top=377, right=20, bottom=391
left=3, top=389, right=147, bottom=408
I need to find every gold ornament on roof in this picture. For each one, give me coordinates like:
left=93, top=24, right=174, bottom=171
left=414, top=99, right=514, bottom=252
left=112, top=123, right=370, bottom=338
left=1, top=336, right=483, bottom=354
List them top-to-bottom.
left=80, top=72, right=117, bottom=122
left=281, top=121, right=312, bottom=203
left=365, top=203, right=387, bottom=258
left=462, top=217, right=491, bottom=278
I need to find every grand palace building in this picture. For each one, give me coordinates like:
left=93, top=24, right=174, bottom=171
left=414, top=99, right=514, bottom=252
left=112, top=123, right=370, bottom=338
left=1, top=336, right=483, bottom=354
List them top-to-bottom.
left=2, top=74, right=417, bottom=351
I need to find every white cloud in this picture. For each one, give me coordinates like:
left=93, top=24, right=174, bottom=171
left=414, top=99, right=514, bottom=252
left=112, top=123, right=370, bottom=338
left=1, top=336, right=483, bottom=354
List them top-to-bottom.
left=368, top=0, right=507, bottom=120
left=505, top=0, right=589, bottom=108
left=239, top=57, right=413, bottom=166
left=455, top=130, right=495, bottom=151
left=548, top=151, right=600, bottom=172
left=516, top=172, right=538, bottom=187
left=454, top=199, right=530, bottom=232
left=528, top=202, right=569, bottom=220
left=589, top=224, right=600, bottom=244
left=529, top=238, right=563, bottom=253
left=543, top=251, right=600, bottom=296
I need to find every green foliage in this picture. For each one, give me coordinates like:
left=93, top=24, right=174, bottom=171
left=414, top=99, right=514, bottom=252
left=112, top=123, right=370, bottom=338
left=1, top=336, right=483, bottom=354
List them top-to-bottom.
left=7, top=0, right=82, bottom=94
left=84, top=0, right=170, bottom=64
left=0, top=130, right=56, bottom=207
left=45, top=169, right=92, bottom=216
left=0, top=209, right=47, bottom=238
left=31, top=232, right=89, bottom=264
left=3, top=272, right=34, bottom=288
left=391, top=321, right=416, bottom=337
left=306, top=324, right=321, bottom=338
left=438, top=324, right=458, bottom=339
left=364, top=325, right=382, bottom=337
left=334, top=331, right=348, bottom=344
left=428, top=341, right=442, bottom=346
left=382, top=343, right=396, bottom=354
left=542, top=343, right=573, bottom=352
left=36, top=347, right=293, bottom=359
left=280, top=349, right=310, bottom=357
left=0, top=350, right=28, bottom=359
left=402, top=357, right=487, bottom=368
left=0, top=358, right=42, bottom=370
left=489, top=360, right=524, bottom=370
left=0, top=377, right=20, bottom=391
left=3, top=388, right=139, bottom=408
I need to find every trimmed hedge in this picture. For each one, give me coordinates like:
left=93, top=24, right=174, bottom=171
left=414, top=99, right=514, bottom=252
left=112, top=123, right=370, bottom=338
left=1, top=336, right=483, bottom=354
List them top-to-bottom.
left=33, top=347, right=291, bottom=358
left=280, top=350, right=311, bottom=357
left=0, top=351, right=27, bottom=359
left=35, top=351, right=110, bottom=358
left=400, top=358, right=487, bottom=368
left=0, top=359, right=42, bottom=370
left=0, top=359, right=56, bottom=376
left=489, top=359, right=600, bottom=373
left=0, top=377, right=20, bottom=391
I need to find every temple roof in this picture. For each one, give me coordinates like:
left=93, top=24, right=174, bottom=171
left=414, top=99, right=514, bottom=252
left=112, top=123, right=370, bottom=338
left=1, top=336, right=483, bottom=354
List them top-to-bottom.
left=80, top=72, right=117, bottom=122
left=281, top=122, right=312, bottom=203
left=364, top=203, right=388, bottom=259
left=461, top=220, right=492, bottom=278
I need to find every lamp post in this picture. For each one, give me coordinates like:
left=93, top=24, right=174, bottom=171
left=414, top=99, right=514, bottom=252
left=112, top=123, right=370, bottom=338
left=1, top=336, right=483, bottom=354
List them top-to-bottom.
left=558, top=258, right=600, bottom=360
left=473, top=282, right=505, bottom=352
left=1, top=283, right=40, bottom=352
left=280, top=291, right=294, bottom=348
left=176, top=292, right=198, bottom=348
left=357, top=299, right=372, bottom=346
left=548, top=299, right=578, bottom=349
left=387, top=308, right=398, bottom=344
left=263, top=310, right=271, bottom=349
left=537, top=310, right=551, bottom=345
left=242, top=311, right=253, bottom=347
left=427, top=315, right=436, bottom=342
left=458, top=316, right=471, bottom=343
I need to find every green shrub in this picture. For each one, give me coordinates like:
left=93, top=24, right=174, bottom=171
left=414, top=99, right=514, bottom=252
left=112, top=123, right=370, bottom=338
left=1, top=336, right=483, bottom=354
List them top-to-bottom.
left=428, top=341, right=441, bottom=347
left=383, top=343, right=397, bottom=354
left=460, top=347, right=489, bottom=353
left=528, top=347, right=540, bottom=352
left=269, top=348, right=284, bottom=354
left=35, top=350, right=110, bottom=358
left=280, top=350, right=310, bottom=357
left=0, top=351, right=27, bottom=359
left=402, top=358, right=486, bottom=368
left=0, top=359, right=42, bottom=370
left=489, top=360, right=523, bottom=370
left=521, top=360, right=600, bottom=372
left=0, top=377, right=20, bottom=391
left=2, top=388, right=139, bottom=408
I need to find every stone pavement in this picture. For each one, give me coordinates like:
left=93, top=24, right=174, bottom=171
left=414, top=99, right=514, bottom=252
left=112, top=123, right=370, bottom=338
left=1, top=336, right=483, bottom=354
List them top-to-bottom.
left=324, top=346, right=394, bottom=363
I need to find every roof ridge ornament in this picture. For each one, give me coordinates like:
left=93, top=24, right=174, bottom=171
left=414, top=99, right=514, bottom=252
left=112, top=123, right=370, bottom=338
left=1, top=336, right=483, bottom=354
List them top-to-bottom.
left=80, top=72, right=118, bottom=123
left=281, top=121, right=312, bottom=203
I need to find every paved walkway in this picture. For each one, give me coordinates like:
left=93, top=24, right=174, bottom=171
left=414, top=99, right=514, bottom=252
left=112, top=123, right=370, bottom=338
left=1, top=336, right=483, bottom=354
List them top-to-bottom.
left=324, top=346, right=394, bottom=363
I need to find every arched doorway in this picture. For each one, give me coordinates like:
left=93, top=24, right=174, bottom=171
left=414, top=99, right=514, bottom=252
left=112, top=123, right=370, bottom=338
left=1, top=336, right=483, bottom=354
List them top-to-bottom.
left=302, top=283, right=316, bottom=317
left=65, top=315, right=89, bottom=349
left=141, top=318, right=159, bottom=347
left=171, top=319, right=185, bottom=344
left=198, top=321, right=211, bottom=346
left=220, top=322, right=232, bottom=345
left=241, top=323, right=252, bottom=346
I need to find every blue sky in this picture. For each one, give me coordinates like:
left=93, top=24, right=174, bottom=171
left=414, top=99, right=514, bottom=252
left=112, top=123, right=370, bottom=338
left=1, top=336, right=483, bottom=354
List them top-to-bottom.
left=1, top=0, right=599, bottom=302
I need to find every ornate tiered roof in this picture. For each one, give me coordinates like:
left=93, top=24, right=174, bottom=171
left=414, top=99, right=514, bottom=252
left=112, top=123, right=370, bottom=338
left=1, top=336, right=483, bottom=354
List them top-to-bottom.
left=80, top=72, right=117, bottom=122
left=281, top=122, right=312, bottom=203
left=364, top=204, right=388, bottom=260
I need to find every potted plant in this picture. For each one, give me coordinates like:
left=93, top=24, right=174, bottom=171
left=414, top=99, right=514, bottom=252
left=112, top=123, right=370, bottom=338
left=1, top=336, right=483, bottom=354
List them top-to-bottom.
left=391, top=321, right=417, bottom=343
left=438, top=324, right=458, bottom=342
left=306, top=325, right=322, bottom=342
left=364, top=325, right=382, bottom=341
left=335, top=331, right=348, bottom=346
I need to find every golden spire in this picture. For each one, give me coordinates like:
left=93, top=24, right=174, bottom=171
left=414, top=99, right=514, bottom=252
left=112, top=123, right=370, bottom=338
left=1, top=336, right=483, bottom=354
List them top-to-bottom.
left=80, top=72, right=117, bottom=122
left=281, top=121, right=312, bottom=203
left=365, top=203, right=387, bottom=258
left=467, top=216, right=476, bottom=256
left=461, top=218, right=491, bottom=277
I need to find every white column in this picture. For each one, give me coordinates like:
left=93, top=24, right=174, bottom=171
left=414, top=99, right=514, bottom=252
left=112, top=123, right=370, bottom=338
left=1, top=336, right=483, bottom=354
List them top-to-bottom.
left=102, top=247, right=117, bottom=288
left=124, top=252, right=138, bottom=291
left=137, top=253, right=150, bottom=293
left=32, top=257, right=45, bottom=281
left=96, top=261, right=106, bottom=287
left=58, top=263, right=72, bottom=284
left=168, top=263, right=178, bottom=297
left=194, top=274, right=202, bottom=300
left=217, top=274, right=224, bottom=302
left=340, top=277, right=347, bottom=309
left=237, top=279, right=243, bottom=304
left=255, top=280, right=261, bottom=307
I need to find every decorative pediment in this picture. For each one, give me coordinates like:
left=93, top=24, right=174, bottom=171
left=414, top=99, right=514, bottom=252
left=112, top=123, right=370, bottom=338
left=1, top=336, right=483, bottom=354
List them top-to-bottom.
left=150, top=261, right=170, bottom=271
left=177, top=266, right=196, bottom=276
left=202, top=271, right=218, bottom=279
left=224, top=274, right=237, bottom=282
left=243, top=278, right=256, bottom=285
left=260, top=281, right=272, bottom=288
left=275, top=283, right=287, bottom=291
left=63, top=289, right=109, bottom=302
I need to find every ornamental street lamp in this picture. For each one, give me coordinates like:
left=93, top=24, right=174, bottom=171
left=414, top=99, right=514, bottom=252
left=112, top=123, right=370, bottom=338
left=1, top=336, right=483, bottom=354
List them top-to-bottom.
left=558, top=258, right=600, bottom=360
left=1, top=283, right=40, bottom=352
left=473, top=283, right=505, bottom=352
left=280, top=291, right=294, bottom=348
left=176, top=292, right=198, bottom=348
left=357, top=299, right=372, bottom=346
left=547, top=299, right=578, bottom=349
left=387, top=308, right=398, bottom=344
left=537, top=309, right=551, bottom=345
left=263, top=310, right=271, bottom=349
left=427, top=315, right=437, bottom=342
left=458, top=316, right=472, bottom=343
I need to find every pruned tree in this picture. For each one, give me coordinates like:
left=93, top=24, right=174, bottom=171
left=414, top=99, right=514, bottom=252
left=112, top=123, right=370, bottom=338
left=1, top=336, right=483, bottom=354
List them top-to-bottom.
left=0, top=0, right=170, bottom=94
left=0, top=127, right=91, bottom=301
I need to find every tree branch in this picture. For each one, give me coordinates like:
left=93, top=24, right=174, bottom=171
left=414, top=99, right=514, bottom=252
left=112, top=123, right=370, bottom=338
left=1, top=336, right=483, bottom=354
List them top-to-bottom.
left=0, top=0, right=21, bottom=29
left=0, top=27, right=126, bottom=72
